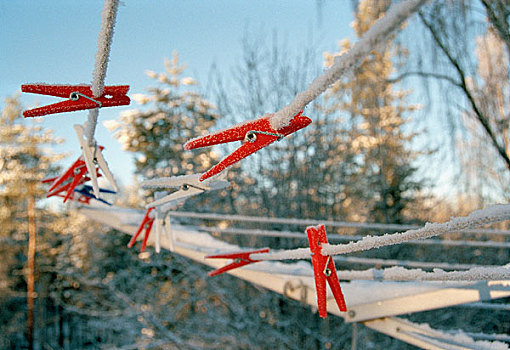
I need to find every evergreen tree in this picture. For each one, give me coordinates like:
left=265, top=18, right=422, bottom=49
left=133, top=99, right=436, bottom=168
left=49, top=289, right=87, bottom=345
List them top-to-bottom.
left=324, top=0, right=425, bottom=224
left=105, top=52, right=242, bottom=213
left=106, top=52, right=220, bottom=180
left=0, top=96, right=62, bottom=349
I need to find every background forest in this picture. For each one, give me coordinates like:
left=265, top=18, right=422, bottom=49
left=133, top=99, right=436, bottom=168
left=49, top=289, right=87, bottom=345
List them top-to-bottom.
left=1, top=1, right=510, bottom=349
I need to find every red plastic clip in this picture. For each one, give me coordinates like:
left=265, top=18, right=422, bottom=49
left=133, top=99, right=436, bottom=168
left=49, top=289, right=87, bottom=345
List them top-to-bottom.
left=21, top=84, right=130, bottom=118
left=184, top=111, right=311, bottom=181
left=42, top=147, right=105, bottom=203
left=44, top=159, right=87, bottom=203
left=128, top=207, right=155, bottom=252
left=307, top=224, right=347, bottom=318
left=205, top=247, right=270, bottom=277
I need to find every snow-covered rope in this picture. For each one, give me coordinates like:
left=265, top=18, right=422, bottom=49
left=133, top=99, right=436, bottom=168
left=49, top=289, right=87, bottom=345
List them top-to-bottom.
left=85, top=0, right=120, bottom=145
left=269, top=0, right=428, bottom=129
left=251, top=204, right=510, bottom=261
left=169, top=211, right=510, bottom=236
left=198, top=226, right=510, bottom=249
left=333, top=256, right=490, bottom=271
left=338, top=265, right=510, bottom=282
left=450, top=331, right=510, bottom=344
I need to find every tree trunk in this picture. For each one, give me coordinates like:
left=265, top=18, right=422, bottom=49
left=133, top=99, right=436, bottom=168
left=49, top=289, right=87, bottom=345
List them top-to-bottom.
left=27, top=191, right=36, bottom=350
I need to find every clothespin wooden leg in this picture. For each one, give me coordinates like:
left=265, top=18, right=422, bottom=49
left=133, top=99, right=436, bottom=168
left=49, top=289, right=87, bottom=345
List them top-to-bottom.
left=128, top=208, right=155, bottom=251
left=154, top=209, right=162, bottom=253
left=164, top=214, right=174, bottom=252
left=140, top=220, right=154, bottom=252
left=128, top=221, right=146, bottom=249
left=307, top=225, right=347, bottom=318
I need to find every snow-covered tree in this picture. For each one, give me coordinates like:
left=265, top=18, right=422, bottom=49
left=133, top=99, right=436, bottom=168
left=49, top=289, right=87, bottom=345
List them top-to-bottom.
left=324, top=0, right=425, bottom=224
left=400, top=0, right=510, bottom=204
left=106, top=52, right=220, bottom=180
left=0, top=96, right=62, bottom=349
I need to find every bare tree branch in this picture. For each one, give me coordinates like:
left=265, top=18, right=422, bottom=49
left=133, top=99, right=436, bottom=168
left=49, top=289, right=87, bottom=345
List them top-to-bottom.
left=481, top=0, right=510, bottom=58
left=419, top=11, right=510, bottom=172
left=388, top=71, right=462, bottom=87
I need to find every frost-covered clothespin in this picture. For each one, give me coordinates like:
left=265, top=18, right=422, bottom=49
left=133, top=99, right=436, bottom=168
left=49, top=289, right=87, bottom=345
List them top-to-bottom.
left=21, top=84, right=130, bottom=118
left=184, top=111, right=311, bottom=181
left=74, top=124, right=118, bottom=199
left=42, top=156, right=90, bottom=203
left=140, top=172, right=229, bottom=209
left=152, top=191, right=174, bottom=253
left=127, top=193, right=173, bottom=253
left=128, top=207, right=155, bottom=252
left=164, top=213, right=174, bottom=252
left=307, top=225, right=347, bottom=318
left=205, top=248, right=270, bottom=276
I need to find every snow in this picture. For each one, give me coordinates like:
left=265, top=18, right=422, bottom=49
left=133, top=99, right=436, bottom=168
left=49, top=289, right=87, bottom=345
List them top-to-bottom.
left=85, top=0, right=120, bottom=144
left=269, top=0, right=428, bottom=130
left=251, top=204, right=510, bottom=260
left=323, top=204, right=510, bottom=256
left=333, top=255, right=490, bottom=271
left=339, top=265, right=510, bottom=282
left=400, top=320, right=510, bottom=350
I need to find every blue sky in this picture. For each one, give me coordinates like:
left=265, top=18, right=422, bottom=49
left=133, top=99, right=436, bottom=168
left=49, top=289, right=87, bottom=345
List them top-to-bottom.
left=1, top=1, right=354, bottom=188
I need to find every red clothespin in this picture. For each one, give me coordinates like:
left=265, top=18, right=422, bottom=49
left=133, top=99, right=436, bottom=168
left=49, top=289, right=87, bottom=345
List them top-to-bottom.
left=21, top=84, right=130, bottom=118
left=184, top=111, right=311, bottom=181
left=42, top=148, right=104, bottom=203
left=44, top=159, right=89, bottom=203
left=128, top=207, right=155, bottom=252
left=307, top=224, right=347, bottom=318
left=205, top=247, right=270, bottom=277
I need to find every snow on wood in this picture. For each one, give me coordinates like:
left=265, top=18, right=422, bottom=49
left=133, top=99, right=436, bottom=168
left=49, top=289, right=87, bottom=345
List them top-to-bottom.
left=269, top=0, right=428, bottom=129
left=78, top=202, right=510, bottom=349
left=339, top=265, right=510, bottom=282
left=364, top=317, right=510, bottom=350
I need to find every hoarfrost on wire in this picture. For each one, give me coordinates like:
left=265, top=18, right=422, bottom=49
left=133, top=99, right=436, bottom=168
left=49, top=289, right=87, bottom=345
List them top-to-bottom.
left=85, top=0, right=120, bottom=143
left=269, top=0, right=428, bottom=129
left=251, top=204, right=510, bottom=261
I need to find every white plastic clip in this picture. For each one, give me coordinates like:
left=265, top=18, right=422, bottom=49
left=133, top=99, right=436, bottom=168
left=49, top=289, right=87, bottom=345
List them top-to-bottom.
left=74, top=123, right=118, bottom=199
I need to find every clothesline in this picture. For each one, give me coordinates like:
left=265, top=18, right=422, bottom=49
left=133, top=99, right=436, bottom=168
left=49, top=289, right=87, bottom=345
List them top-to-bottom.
left=85, top=0, right=120, bottom=145
left=269, top=0, right=428, bottom=129
left=249, top=204, right=510, bottom=261
left=168, top=211, right=510, bottom=236
left=197, top=226, right=510, bottom=249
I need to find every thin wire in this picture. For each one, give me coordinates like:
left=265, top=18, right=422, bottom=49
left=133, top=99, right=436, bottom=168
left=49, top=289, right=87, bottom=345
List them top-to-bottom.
left=85, top=0, right=120, bottom=145
left=70, top=92, right=102, bottom=107
left=249, top=204, right=510, bottom=261
left=168, top=211, right=510, bottom=236
left=199, top=226, right=510, bottom=249
left=456, top=302, right=510, bottom=311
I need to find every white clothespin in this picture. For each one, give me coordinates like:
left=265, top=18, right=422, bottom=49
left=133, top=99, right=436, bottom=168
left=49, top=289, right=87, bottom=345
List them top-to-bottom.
left=74, top=124, right=118, bottom=199
left=140, top=171, right=229, bottom=209
left=153, top=191, right=166, bottom=253
left=164, top=213, right=174, bottom=252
